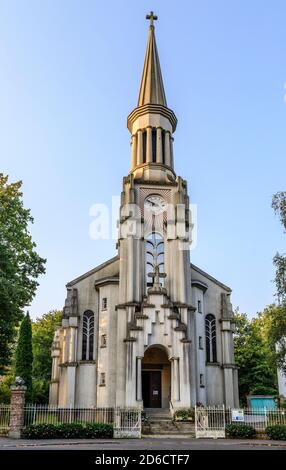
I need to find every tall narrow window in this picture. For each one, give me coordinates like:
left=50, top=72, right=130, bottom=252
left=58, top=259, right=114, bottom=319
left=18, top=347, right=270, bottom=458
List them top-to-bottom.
left=151, top=128, right=157, bottom=162
left=142, top=130, right=147, bottom=163
left=162, top=130, right=165, bottom=164
left=145, top=232, right=164, bottom=288
left=102, top=297, right=107, bottom=310
left=198, top=300, right=202, bottom=313
left=82, top=310, right=94, bottom=360
left=205, top=314, right=217, bottom=363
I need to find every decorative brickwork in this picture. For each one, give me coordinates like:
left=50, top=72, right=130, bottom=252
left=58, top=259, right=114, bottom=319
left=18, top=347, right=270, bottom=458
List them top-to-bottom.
left=9, top=381, right=27, bottom=438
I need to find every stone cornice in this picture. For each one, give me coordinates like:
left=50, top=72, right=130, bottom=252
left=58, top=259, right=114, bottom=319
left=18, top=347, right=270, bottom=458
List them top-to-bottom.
left=127, top=104, right=177, bottom=132
left=94, top=276, right=119, bottom=289
left=191, top=279, right=208, bottom=293
left=115, top=302, right=141, bottom=311
left=221, top=363, right=237, bottom=370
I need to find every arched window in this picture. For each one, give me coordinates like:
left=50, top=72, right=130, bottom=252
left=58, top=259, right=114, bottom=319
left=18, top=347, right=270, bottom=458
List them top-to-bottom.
left=145, top=232, right=164, bottom=288
left=82, top=310, right=94, bottom=360
left=205, top=314, right=217, bottom=363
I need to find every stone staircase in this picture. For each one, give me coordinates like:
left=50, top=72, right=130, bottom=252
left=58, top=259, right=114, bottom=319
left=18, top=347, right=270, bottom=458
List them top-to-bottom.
left=142, top=408, right=195, bottom=437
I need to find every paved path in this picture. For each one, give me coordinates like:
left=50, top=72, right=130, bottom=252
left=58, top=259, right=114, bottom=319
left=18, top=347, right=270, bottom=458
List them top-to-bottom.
left=0, top=437, right=286, bottom=450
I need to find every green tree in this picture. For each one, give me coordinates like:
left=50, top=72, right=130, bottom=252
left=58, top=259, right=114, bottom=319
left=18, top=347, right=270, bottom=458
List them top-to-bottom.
left=0, top=174, right=46, bottom=372
left=271, top=192, right=286, bottom=372
left=257, top=304, right=286, bottom=376
left=32, top=310, right=62, bottom=403
left=234, top=311, right=277, bottom=405
left=15, top=312, right=33, bottom=402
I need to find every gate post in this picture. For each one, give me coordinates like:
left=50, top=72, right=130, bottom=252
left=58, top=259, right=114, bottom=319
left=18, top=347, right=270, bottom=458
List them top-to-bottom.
left=8, top=377, right=27, bottom=439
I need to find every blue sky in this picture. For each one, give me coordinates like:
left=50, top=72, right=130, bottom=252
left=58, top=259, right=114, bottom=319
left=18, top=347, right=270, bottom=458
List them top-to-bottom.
left=1, top=0, right=285, bottom=319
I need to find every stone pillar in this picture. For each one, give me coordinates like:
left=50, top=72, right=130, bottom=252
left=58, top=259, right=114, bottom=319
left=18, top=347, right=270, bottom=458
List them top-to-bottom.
left=146, top=127, right=152, bottom=163
left=156, top=128, right=163, bottom=163
left=137, top=130, right=143, bottom=165
left=164, top=131, right=171, bottom=166
left=131, top=134, right=137, bottom=169
left=170, top=137, right=174, bottom=168
left=62, top=326, right=69, bottom=363
left=69, top=326, right=77, bottom=363
left=49, top=336, right=61, bottom=405
left=136, top=356, right=142, bottom=402
left=172, top=358, right=180, bottom=402
left=9, top=379, right=27, bottom=439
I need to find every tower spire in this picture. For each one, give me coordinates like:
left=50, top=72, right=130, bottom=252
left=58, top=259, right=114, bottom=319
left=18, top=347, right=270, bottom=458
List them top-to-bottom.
left=137, top=12, right=167, bottom=107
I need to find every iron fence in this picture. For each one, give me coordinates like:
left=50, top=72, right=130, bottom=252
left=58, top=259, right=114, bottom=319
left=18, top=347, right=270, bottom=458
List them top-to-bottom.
left=0, top=405, right=10, bottom=433
left=22, top=405, right=141, bottom=438
left=23, top=405, right=114, bottom=427
left=195, top=406, right=226, bottom=438
left=225, top=407, right=286, bottom=431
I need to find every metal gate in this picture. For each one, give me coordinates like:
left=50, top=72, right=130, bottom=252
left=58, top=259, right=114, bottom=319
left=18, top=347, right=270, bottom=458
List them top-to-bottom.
left=195, top=406, right=225, bottom=438
left=113, top=408, right=141, bottom=438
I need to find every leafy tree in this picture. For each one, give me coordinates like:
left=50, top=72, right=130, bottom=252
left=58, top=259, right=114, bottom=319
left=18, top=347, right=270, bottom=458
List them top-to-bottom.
left=0, top=174, right=46, bottom=372
left=272, top=191, right=286, bottom=303
left=271, top=192, right=286, bottom=371
left=257, top=304, right=286, bottom=376
left=32, top=310, right=62, bottom=403
left=234, top=311, right=277, bottom=405
left=15, top=312, right=33, bottom=402
left=0, top=374, right=14, bottom=404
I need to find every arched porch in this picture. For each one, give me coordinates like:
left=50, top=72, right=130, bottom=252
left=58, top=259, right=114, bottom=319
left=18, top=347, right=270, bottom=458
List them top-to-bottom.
left=141, top=345, right=171, bottom=409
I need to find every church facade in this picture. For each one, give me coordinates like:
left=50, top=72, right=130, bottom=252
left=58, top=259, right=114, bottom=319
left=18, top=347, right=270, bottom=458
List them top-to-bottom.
left=49, top=15, right=239, bottom=410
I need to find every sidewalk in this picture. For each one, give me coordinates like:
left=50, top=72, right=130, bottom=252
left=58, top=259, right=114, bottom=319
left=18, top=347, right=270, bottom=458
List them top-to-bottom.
left=0, top=436, right=286, bottom=450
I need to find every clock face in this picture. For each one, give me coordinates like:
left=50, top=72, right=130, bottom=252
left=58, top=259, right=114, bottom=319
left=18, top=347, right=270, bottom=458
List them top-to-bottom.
left=144, top=195, right=167, bottom=214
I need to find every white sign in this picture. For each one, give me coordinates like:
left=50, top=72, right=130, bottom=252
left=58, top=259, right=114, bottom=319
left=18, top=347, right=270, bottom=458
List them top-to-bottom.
left=232, top=409, right=244, bottom=422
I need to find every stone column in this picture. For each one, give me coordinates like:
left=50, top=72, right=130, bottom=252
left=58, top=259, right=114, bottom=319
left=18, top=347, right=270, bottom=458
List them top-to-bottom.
left=146, top=127, right=152, bottom=163
left=156, top=128, right=163, bottom=163
left=137, top=130, right=143, bottom=165
left=164, top=132, right=171, bottom=166
left=131, top=134, right=137, bottom=169
left=170, top=137, right=174, bottom=168
left=62, top=326, right=69, bottom=363
left=69, top=326, right=77, bottom=363
left=49, top=349, right=61, bottom=405
left=136, top=356, right=142, bottom=402
left=172, top=358, right=180, bottom=402
left=9, top=379, right=27, bottom=439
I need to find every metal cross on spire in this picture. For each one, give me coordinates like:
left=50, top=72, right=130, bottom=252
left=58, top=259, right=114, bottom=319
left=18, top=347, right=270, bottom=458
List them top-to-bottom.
left=146, top=11, right=158, bottom=27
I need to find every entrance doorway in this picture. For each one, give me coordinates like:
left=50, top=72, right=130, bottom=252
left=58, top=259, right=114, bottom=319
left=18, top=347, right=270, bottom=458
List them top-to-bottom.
left=141, top=345, right=171, bottom=409
left=142, top=371, right=162, bottom=408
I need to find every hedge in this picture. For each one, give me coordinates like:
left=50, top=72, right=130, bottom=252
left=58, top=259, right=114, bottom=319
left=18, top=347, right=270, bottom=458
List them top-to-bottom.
left=22, top=422, right=113, bottom=439
left=225, top=423, right=256, bottom=439
left=265, top=425, right=286, bottom=440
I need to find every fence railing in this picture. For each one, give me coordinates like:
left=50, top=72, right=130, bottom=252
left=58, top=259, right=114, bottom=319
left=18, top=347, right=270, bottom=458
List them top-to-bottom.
left=0, top=404, right=141, bottom=438
left=0, top=405, right=10, bottom=433
left=23, top=405, right=114, bottom=427
left=195, top=406, right=286, bottom=438
left=195, top=406, right=226, bottom=438
left=225, top=408, right=286, bottom=431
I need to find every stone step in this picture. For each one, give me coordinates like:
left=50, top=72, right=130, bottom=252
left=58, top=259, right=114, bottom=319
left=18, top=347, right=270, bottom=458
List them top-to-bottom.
left=142, top=419, right=195, bottom=436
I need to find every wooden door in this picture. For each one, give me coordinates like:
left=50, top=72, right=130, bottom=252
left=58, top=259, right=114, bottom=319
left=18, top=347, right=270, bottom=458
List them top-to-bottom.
left=149, top=371, right=161, bottom=408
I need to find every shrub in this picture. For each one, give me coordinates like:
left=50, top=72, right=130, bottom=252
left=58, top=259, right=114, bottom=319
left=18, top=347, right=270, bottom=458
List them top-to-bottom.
left=173, top=408, right=195, bottom=421
left=22, top=422, right=113, bottom=439
left=84, top=423, right=113, bottom=438
left=225, top=423, right=256, bottom=439
left=266, top=425, right=286, bottom=440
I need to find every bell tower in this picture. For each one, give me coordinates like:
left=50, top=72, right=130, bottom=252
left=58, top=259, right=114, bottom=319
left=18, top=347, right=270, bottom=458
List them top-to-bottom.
left=127, top=11, right=177, bottom=184
left=116, top=13, right=195, bottom=408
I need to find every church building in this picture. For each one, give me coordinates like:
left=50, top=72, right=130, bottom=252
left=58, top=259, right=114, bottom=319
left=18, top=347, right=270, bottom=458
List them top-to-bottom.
left=49, top=14, right=239, bottom=411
